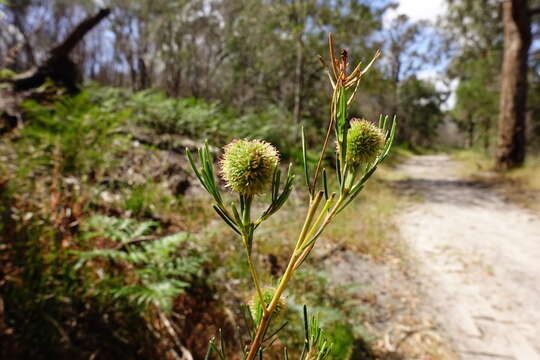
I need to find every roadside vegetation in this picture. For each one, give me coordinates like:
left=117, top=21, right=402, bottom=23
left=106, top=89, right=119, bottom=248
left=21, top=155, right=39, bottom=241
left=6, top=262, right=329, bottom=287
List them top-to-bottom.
left=2, top=0, right=540, bottom=358
left=0, top=82, right=409, bottom=359
left=453, top=149, right=540, bottom=213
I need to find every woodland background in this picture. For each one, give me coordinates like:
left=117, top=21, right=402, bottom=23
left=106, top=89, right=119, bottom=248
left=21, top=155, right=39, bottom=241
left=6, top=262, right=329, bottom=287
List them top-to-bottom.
left=1, top=0, right=540, bottom=359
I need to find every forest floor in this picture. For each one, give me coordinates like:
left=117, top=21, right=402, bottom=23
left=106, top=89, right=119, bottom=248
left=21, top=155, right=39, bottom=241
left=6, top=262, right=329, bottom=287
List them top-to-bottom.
left=394, top=154, right=540, bottom=360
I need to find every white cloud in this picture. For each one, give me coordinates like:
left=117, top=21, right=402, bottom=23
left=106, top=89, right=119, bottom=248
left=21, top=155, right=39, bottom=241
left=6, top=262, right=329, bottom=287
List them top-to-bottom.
left=384, top=0, right=447, bottom=25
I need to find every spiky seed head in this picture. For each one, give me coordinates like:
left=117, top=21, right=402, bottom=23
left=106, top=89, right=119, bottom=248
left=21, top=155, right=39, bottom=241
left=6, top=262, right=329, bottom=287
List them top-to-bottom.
left=345, top=118, right=385, bottom=167
left=220, top=139, right=279, bottom=195
left=249, top=287, right=286, bottom=325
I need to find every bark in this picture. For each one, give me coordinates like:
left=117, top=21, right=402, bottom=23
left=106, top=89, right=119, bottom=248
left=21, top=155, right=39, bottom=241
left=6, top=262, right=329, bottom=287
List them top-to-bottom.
left=495, top=0, right=531, bottom=169
left=13, top=8, right=110, bottom=93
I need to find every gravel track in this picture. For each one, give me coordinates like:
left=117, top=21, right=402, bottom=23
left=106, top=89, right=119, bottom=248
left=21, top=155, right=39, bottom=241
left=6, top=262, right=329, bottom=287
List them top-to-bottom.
left=395, top=155, right=540, bottom=360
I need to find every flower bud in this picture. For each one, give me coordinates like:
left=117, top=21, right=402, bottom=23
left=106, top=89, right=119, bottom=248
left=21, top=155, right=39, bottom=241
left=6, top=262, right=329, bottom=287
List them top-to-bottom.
left=345, top=119, right=385, bottom=167
left=220, top=139, right=279, bottom=195
left=249, top=287, right=286, bottom=325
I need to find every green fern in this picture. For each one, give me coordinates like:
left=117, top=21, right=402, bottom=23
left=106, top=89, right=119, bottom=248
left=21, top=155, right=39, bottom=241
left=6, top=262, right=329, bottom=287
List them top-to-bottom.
left=82, top=215, right=157, bottom=244
left=77, top=216, right=203, bottom=312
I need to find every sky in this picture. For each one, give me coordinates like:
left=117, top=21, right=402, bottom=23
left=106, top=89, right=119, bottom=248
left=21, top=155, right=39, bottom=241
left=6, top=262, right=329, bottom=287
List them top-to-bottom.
left=384, top=0, right=457, bottom=109
left=388, top=0, right=447, bottom=23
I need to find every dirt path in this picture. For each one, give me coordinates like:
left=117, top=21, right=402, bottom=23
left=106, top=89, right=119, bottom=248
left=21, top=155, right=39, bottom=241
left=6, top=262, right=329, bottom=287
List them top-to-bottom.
left=395, top=155, right=540, bottom=360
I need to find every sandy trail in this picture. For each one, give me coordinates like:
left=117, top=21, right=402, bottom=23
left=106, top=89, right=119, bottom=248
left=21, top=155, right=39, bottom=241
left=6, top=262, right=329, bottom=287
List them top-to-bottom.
left=395, top=155, right=540, bottom=360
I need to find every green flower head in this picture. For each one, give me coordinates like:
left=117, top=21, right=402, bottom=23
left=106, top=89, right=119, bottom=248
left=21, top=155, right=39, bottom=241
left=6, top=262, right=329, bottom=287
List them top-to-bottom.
left=345, top=118, right=385, bottom=167
left=220, top=139, right=280, bottom=195
left=249, top=287, right=286, bottom=325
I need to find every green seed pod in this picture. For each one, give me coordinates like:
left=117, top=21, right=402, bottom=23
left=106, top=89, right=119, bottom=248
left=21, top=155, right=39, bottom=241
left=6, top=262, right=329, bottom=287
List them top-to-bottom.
left=345, top=118, right=385, bottom=167
left=220, top=139, right=279, bottom=195
left=249, top=287, right=286, bottom=325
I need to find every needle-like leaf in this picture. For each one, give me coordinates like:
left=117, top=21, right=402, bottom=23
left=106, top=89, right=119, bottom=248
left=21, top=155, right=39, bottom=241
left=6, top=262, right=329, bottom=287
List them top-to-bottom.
left=301, top=126, right=311, bottom=190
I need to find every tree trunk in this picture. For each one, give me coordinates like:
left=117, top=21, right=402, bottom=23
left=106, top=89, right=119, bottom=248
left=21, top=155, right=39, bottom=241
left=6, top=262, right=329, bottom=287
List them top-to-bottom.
left=495, top=0, right=531, bottom=169
left=467, top=117, right=475, bottom=148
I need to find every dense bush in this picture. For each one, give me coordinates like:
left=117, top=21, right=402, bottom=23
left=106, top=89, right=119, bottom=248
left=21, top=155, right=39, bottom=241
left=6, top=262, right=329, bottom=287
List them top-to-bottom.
left=86, top=85, right=301, bottom=157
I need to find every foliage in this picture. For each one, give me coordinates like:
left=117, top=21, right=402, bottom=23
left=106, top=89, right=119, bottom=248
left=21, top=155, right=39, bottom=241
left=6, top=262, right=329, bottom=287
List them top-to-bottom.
left=1, top=0, right=415, bottom=144
left=443, top=0, right=502, bottom=149
left=452, top=55, right=499, bottom=149
left=398, top=76, right=445, bottom=146
left=0, top=85, right=223, bottom=359
left=86, top=86, right=301, bottom=157
left=128, top=90, right=227, bottom=138
left=19, top=91, right=128, bottom=176
left=0, top=194, right=159, bottom=358
left=77, top=215, right=204, bottom=312
left=285, top=268, right=371, bottom=360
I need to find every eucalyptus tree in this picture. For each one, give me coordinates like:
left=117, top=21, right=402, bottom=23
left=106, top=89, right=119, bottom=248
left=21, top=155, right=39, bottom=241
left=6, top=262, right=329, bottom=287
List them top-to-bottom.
left=443, top=0, right=503, bottom=150
left=495, top=0, right=540, bottom=169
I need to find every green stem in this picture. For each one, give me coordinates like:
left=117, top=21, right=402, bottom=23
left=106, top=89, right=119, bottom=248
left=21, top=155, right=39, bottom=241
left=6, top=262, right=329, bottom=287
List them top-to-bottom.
left=294, top=191, right=323, bottom=250
left=245, top=194, right=333, bottom=360
left=240, top=195, right=266, bottom=315
left=243, top=195, right=252, bottom=225
left=293, top=196, right=344, bottom=270
left=298, top=196, right=336, bottom=249
left=244, top=237, right=267, bottom=315
left=246, top=249, right=297, bottom=360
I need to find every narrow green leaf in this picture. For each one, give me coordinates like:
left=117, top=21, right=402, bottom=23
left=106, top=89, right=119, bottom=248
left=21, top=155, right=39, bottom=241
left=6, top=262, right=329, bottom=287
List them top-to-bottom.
left=337, top=87, right=348, bottom=142
left=382, top=114, right=389, bottom=133
left=381, top=117, right=397, bottom=161
left=301, top=126, right=311, bottom=190
left=186, top=149, right=209, bottom=192
left=336, top=155, right=342, bottom=185
left=273, top=168, right=281, bottom=201
left=322, top=168, right=329, bottom=201
left=239, top=194, right=245, bottom=214
left=231, top=203, right=243, bottom=227
left=213, top=205, right=241, bottom=235
left=303, top=305, right=310, bottom=348
left=263, top=321, right=289, bottom=342
left=204, top=338, right=214, bottom=360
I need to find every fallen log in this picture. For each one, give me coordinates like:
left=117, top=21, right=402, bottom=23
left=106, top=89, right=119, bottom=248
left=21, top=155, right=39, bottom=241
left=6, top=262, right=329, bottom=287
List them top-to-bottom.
left=13, top=8, right=110, bottom=93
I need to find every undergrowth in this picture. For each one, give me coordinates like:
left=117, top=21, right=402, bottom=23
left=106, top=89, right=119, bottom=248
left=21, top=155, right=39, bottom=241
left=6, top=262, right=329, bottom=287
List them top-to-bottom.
left=0, top=80, right=402, bottom=359
left=453, top=148, right=540, bottom=213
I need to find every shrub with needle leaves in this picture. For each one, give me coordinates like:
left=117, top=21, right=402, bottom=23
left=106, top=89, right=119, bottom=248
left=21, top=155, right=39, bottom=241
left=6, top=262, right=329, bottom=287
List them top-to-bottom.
left=187, top=34, right=396, bottom=360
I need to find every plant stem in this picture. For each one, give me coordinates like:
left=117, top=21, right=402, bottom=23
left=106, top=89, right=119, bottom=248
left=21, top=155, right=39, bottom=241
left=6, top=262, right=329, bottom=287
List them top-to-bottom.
left=295, top=191, right=323, bottom=249
left=245, top=193, right=336, bottom=360
left=241, top=195, right=267, bottom=315
left=298, top=195, right=336, bottom=250
left=293, top=196, right=344, bottom=270
left=244, top=237, right=267, bottom=315
left=246, top=249, right=297, bottom=360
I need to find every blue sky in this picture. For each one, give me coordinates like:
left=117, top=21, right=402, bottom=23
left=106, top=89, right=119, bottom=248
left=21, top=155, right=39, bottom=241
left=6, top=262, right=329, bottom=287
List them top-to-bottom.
left=383, top=0, right=457, bottom=109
